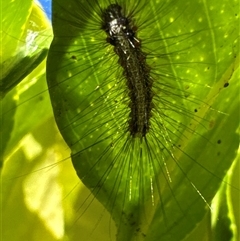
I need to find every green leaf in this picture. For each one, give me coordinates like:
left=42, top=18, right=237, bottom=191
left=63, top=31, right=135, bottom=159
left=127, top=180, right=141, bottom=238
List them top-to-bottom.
left=0, top=0, right=51, bottom=98
left=0, top=0, right=52, bottom=166
left=1, top=0, right=32, bottom=62
left=46, top=0, right=239, bottom=240
left=0, top=50, right=48, bottom=99
left=211, top=158, right=238, bottom=241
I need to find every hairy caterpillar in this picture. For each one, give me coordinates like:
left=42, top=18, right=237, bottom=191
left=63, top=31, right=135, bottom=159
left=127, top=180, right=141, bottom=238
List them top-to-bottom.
left=1, top=0, right=239, bottom=241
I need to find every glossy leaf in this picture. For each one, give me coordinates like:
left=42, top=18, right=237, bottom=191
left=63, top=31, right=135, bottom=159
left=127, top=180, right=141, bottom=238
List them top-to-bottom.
left=47, top=0, right=239, bottom=240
